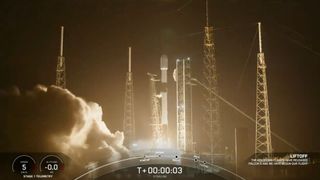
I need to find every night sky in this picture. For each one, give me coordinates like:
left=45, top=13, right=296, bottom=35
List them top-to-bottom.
left=0, top=0, right=319, bottom=154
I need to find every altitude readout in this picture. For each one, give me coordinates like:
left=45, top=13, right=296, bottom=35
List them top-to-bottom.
left=40, top=155, right=64, bottom=174
left=137, top=166, right=183, bottom=175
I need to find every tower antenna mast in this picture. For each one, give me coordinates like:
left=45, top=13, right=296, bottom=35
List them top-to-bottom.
left=203, top=0, right=222, bottom=163
left=206, top=0, right=209, bottom=26
left=255, top=22, right=273, bottom=157
left=56, top=26, right=66, bottom=88
left=123, top=47, right=135, bottom=147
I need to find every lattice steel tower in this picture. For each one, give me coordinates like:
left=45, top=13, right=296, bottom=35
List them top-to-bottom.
left=203, top=0, right=222, bottom=162
left=255, top=22, right=273, bottom=156
left=56, top=26, right=66, bottom=88
left=123, top=47, right=135, bottom=147
left=175, top=58, right=193, bottom=152
left=148, top=73, right=162, bottom=147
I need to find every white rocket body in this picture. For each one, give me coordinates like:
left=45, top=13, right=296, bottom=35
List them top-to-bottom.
left=160, top=55, right=168, bottom=125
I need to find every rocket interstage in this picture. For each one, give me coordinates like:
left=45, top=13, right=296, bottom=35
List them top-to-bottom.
left=160, top=55, right=168, bottom=83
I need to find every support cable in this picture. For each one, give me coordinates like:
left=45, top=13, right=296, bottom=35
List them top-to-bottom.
left=236, top=28, right=258, bottom=91
left=191, top=78, right=300, bottom=152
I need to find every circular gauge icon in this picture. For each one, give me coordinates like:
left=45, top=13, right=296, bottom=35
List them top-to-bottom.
left=12, top=155, right=36, bottom=175
left=40, top=155, right=64, bottom=174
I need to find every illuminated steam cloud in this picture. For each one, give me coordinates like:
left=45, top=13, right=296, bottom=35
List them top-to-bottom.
left=0, top=85, right=128, bottom=165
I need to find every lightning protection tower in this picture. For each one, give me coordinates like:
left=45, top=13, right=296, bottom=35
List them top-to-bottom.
left=203, top=0, right=222, bottom=163
left=255, top=22, right=273, bottom=157
left=56, top=26, right=66, bottom=88
left=123, top=47, right=135, bottom=147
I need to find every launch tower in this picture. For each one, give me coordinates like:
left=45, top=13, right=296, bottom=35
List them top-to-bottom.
left=175, top=58, right=193, bottom=152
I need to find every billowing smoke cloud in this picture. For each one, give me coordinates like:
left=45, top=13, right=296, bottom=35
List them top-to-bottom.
left=0, top=85, right=128, bottom=174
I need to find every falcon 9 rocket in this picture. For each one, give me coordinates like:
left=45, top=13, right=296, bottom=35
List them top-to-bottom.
left=160, top=55, right=169, bottom=146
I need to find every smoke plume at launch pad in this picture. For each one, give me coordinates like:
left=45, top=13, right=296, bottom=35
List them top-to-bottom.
left=0, top=85, right=128, bottom=173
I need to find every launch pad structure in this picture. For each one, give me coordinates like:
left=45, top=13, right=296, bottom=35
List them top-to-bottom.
left=116, top=3, right=275, bottom=170
left=175, top=58, right=193, bottom=153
